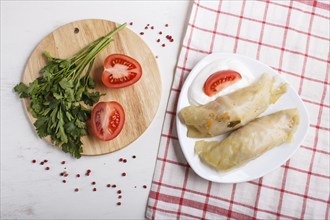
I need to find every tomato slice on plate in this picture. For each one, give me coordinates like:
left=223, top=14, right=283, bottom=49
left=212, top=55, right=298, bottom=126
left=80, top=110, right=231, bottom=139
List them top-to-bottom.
left=102, top=54, right=142, bottom=88
left=203, top=70, right=242, bottom=96
left=90, top=101, right=125, bottom=141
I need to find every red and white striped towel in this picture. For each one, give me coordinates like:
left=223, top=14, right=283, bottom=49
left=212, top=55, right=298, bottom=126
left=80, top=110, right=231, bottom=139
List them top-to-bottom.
left=146, top=1, right=330, bottom=219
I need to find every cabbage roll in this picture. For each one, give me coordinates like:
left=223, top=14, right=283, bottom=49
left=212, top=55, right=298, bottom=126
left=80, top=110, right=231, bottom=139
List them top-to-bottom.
left=179, top=73, right=287, bottom=138
left=195, top=108, right=300, bottom=171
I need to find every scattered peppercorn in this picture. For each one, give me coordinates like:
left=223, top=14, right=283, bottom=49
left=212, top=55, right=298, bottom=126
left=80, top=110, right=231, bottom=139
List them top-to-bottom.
left=132, top=155, right=136, bottom=159
left=32, top=160, right=36, bottom=163
left=61, top=161, right=66, bottom=164
left=45, top=167, right=50, bottom=170
left=122, top=172, right=126, bottom=177
left=76, top=174, right=80, bottom=178
left=62, top=180, right=66, bottom=183
left=92, top=181, right=96, bottom=185
left=107, top=184, right=111, bottom=188
left=143, top=185, right=147, bottom=189
left=74, top=188, right=79, bottom=192
left=93, top=188, right=97, bottom=192
left=117, top=190, right=122, bottom=194
left=117, top=202, right=121, bottom=206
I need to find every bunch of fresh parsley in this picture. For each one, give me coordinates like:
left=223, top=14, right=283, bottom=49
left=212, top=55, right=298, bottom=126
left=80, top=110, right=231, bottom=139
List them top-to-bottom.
left=14, top=23, right=127, bottom=158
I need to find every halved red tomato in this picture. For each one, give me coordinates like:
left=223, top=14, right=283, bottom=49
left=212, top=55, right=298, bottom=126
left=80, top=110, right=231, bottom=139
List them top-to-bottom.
left=102, top=54, right=142, bottom=88
left=203, top=70, right=242, bottom=96
left=90, top=101, right=125, bottom=141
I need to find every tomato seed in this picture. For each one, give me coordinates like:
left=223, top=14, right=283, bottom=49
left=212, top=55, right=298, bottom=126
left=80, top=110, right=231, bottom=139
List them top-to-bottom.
left=147, top=24, right=150, bottom=26
left=165, top=24, right=169, bottom=27
left=145, top=26, right=148, bottom=30
left=151, top=26, right=154, bottom=29
left=159, top=31, right=162, bottom=35
left=140, top=32, right=144, bottom=35
left=156, top=39, right=160, bottom=43
left=170, top=39, right=174, bottom=42
left=162, top=44, right=166, bottom=47
left=119, top=158, right=123, bottom=162
left=123, top=159, right=127, bottom=163
left=32, top=160, right=36, bottom=163
left=61, top=161, right=66, bottom=164
left=40, top=162, right=44, bottom=165
left=45, top=167, right=50, bottom=170
left=122, top=172, right=126, bottom=177
left=76, top=174, right=80, bottom=178
left=62, top=180, right=66, bottom=183
left=92, top=181, right=96, bottom=185
left=107, top=184, right=111, bottom=188
left=143, top=185, right=147, bottom=189
left=74, top=188, right=79, bottom=192
left=93, top=188, right=97, bottom=191
left=117, top=190, right=122, bottom=194
left=118, top=195, right=122, bottom=199
left=117, top=202, right=121, bottom=206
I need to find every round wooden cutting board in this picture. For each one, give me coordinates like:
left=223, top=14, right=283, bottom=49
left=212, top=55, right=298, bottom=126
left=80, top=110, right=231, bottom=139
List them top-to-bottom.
left=22, top=19, right=161, bottom=156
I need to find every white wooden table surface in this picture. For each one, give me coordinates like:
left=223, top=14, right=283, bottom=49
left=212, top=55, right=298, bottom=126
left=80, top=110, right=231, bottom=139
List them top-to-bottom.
left=1, top=1, right=191, bottom=219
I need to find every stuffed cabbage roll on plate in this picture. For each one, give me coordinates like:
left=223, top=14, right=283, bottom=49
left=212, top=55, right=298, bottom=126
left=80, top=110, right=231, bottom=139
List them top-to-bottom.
left=176, top=53, right=309, bottom=183
left=179, top=73, right=287, bottom=138
left=195, top=109, right=300, bottom=171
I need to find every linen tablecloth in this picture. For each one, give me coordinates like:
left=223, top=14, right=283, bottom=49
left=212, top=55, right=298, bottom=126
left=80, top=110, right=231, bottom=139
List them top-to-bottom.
left=146, top=1, right=330, bottom=219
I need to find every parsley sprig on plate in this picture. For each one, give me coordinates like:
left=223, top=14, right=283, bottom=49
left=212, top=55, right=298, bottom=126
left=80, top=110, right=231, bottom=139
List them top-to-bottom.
left=14, top=23, right=127, bottom=158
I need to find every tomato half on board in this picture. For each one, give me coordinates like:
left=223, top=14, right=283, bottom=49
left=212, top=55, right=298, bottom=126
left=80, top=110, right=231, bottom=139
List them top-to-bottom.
left=102, top=54, right=142, bottom=88
left=203, top=70, right=242, bottom=96
left=90, top=101, right=125, bottom=141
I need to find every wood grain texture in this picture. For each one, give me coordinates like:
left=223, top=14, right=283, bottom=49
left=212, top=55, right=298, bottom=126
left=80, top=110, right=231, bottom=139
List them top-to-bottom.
left=22, top=19, right=161, bottom=156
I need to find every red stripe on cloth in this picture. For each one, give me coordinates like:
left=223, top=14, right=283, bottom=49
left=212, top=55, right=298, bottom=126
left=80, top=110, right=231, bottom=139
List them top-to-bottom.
left=208, top=0, right=222, bottom=53
left=233, top=0, right=246, bottom=53
left=300, top=0, right=330, bottom=11
left=150, top=1, right=201, bottom=218
left=194, top=1, right=330, bottom=41
left=256, top=1, right=270, bottom=60
left=270, top=1, right=330, bottom=19
left=300, top=52, right=330, bottom=219
left=302, top=99, right=330, bottom=108
left=310, top=124, right=330, bottom=132
left=301, top=145, right=330, bottom=155
left=156, top=157, right=189, bottom=167
left=176, top=166, right=190, bottom=219
left=253, top=178, right=264, bottom=219
left=248, top=180, right=329, bottom=204
left=201, top=181, right=212, bottom=220
left=227, top=184, right=237, bottom=219
left=326, top=194, right=330, bottom=220
left=147, top=205, right=201, bottom=219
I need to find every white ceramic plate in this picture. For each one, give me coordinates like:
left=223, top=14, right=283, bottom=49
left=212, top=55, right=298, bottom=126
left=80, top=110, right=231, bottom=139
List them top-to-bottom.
left=176, top=53, right=309, bottom=183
